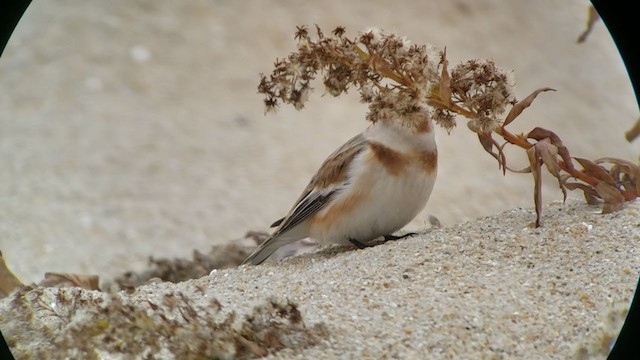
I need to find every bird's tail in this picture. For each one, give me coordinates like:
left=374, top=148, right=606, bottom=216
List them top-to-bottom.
left=242, top=226, right=308, bottom=265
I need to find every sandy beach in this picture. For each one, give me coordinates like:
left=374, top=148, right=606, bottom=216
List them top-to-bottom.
left=0, top=0, right=637, bottom=284
left=1, top=1, right=639, bottom=358
left=2, top=200, right=639, bottom=358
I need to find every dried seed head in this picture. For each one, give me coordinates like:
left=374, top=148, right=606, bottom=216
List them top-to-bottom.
left=258, top=25, right=515, bottom=133
left=294, top=25, right=309, bottom=41
left=332, top=26, right=346, bottom=37
left=451, top=59, right=515, bottom=121
left=264, top=97, right=278, bottom=114
left=432, top=108, right=457, bottom=133
left=467, top=116, right=500, bottom=134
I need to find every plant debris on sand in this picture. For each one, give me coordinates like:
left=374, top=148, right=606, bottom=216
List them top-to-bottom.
left=110, top=231, right=266, bottom=290
left=1, top=232, right=329, bottom=359
left=1, top=285, right=327, bottom=359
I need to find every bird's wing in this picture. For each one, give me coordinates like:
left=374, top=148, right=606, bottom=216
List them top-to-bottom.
left=243, top=133, right=369, bottom=265
left=271, top=133, right=369, bottom=237
left=270, top=217, right=284, bottom=228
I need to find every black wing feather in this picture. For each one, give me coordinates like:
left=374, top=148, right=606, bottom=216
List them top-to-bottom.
left=268, top=134, right=368, bottom=237
left=272, top=189, right=339, bottom=237
left=270, top=217, right=285, bottom=228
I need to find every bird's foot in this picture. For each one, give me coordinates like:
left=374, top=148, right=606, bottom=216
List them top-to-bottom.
left=349, top=232, right=417, bottom=249
left=383, top=232, right=418, bottom=241
left=348, top=238, right=373, bottom=249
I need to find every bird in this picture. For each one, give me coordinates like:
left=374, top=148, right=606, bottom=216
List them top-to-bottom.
left=242, top=113, right=437, bottom=265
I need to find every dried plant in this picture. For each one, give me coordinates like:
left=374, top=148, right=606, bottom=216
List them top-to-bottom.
left=575, top=5, right=640, bottom=159
left=577, top=6, right=600, bottom=43
left=258, top=25, right=639, bottom=226
left=626, top=117, right=640, bottom=143
left=1, top=230, right=326, bottom=358
left=110, top=231, right=263, bottom=290
left=0, top=250, right=23, bottom=298
left=39, top=272, right=101, bottom=291
left=1, top=286, right=326, bottom=359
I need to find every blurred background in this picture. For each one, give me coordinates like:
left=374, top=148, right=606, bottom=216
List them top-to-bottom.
left=1, top=0, right=637, bottom=283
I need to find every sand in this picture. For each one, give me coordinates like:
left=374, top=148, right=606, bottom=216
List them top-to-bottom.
left=0, top=0, right=638, bottom=284
left=1, top=1, right=639, bottom=358
left=1, top=200, right=638, bottom=359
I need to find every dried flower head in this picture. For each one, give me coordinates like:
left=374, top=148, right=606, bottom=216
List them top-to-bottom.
left=258, top=25, right=516, bottom=133
left=258, top=25, right=447, bottom=130
left=332, top=26, right=346, bottom=37
left=449, top=59, right=515, bottom=131
left=431, top=108, right=457, bottom=133
left=467, top=115, right=501, bottom=134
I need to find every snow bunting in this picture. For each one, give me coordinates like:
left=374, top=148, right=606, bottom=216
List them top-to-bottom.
left=243, top=113, right=437, bottom=265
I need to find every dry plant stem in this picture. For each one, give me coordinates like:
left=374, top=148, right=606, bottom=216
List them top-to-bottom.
left=577, top=6, right=600, bottom=43
left=354, top=45, right=412, bottom=87
left=429, top=84, right=601, bottom=188
left=427, top=99, right=477, bottom=119
left=626, top=117, right=640, bottom=142
left=495, top=127, right=600, bottom=187
left=495, top=127, right=530, bottom=148
left=558, top=160, right=599, bottom=187
left=0, top=251, right=23, bottom=298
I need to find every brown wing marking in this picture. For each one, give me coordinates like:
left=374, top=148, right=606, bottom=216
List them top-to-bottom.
left=271, top=134, right=368, bottom=237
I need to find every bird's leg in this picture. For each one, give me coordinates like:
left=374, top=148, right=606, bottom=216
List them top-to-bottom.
left=383, top=232, right=418, bottom=241
left=350, top=233, right=418, bottom=249
left=348, top=238, right=373, bottom=249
